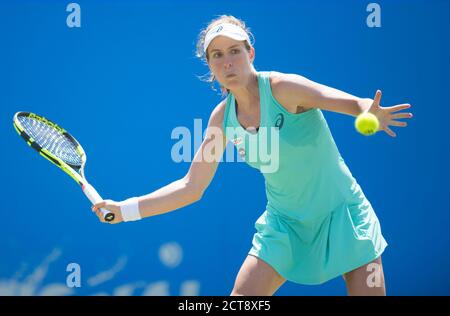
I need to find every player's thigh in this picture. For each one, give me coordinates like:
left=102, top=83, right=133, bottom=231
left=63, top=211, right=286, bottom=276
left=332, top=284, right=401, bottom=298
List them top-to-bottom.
left=231, top=255, right=286, bottom=296
left=343, top=256, right=386, bottom=296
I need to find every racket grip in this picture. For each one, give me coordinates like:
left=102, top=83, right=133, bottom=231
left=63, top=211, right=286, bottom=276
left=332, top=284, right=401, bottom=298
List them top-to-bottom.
left=82, top=183, right=115, bottom=222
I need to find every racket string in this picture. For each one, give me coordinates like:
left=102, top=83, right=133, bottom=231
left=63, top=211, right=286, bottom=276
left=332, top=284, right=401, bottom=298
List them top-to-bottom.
left=19, top=116, right=83, bottom=167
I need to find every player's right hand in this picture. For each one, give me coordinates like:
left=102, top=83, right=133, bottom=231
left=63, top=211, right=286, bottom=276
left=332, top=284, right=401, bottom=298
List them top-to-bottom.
left=92, top=200, right=123, bottom=224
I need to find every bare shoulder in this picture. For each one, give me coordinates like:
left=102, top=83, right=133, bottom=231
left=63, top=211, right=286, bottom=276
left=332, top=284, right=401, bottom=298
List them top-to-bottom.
left=269, top=71, right=313, bottom=114
left=203, top=99, right=228, bottom=145
left=208, top=99, right=227, bottom=129
left=210, top=99, right=227, bottom=122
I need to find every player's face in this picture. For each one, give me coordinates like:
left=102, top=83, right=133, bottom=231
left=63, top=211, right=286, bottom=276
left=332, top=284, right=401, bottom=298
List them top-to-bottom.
left=207, top=36, right=255, bottom=90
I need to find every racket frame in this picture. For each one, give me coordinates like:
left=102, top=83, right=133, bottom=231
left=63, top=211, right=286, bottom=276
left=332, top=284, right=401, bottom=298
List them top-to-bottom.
left=13, top=111, right=115, bottom=222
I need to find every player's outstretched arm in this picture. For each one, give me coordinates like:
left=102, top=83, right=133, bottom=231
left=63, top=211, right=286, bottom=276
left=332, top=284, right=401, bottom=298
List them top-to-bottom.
left=92, top=101, right=227, bottom=224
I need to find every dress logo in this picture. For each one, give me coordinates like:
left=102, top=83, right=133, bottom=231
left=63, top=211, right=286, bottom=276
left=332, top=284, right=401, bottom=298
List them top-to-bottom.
left=274, top=113, right=284, bottom=130
left=232, top=137, right=243, bottom=145
left=238, top=147, right=246, bottom=158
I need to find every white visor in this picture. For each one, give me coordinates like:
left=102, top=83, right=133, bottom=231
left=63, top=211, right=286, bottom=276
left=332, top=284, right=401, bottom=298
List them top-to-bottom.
left=203, top=23, right=250, bottom=53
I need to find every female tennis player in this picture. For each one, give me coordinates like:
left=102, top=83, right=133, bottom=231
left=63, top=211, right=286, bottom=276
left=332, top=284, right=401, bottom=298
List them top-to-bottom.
left=92, top=15, right=413, bottom=296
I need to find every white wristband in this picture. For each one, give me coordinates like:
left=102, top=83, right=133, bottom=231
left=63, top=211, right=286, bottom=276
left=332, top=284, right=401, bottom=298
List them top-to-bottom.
left=120, top=197, right=142, bottom=222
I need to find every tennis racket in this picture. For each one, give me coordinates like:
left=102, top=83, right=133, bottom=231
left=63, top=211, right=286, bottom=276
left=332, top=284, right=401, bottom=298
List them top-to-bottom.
left=13, top=111, right=115, bottom=222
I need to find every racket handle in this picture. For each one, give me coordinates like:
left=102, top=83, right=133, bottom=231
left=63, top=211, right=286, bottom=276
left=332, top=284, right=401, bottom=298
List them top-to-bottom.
left=82, top=183, right=115, bottom=222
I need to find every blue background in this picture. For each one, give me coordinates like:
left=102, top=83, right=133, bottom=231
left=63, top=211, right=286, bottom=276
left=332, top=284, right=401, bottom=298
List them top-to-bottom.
left=1, top=0, right=449, bottom=295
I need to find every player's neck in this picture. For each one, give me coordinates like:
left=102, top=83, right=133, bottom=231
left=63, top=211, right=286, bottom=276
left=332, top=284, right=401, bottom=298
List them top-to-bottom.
left=231, top=71, right=259, bottom=112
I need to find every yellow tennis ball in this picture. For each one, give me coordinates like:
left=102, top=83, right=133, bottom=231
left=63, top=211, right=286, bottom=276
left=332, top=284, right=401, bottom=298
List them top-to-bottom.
left=355, top=112, right=379, bottom=136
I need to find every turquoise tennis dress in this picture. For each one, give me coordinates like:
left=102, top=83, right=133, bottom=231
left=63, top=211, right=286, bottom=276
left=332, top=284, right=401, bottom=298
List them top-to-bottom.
left=223, top=71, right=387, bottom=285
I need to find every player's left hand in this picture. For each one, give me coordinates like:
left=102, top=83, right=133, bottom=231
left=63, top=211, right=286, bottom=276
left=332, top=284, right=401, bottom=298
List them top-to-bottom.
left=368, top=90, right=413, bottom=137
